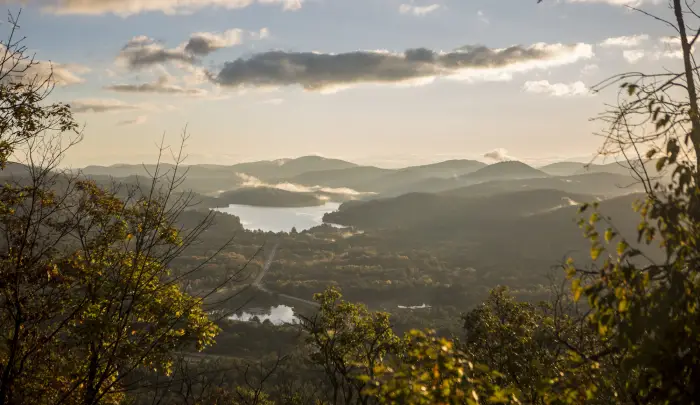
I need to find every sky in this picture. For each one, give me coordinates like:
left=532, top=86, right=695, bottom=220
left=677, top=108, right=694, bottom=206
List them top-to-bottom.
left=0, top=0, right=687, bottom=168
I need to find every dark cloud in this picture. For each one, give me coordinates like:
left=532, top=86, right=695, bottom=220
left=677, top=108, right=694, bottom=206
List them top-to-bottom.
left=118, top=29, right=264, bottom=69
left=184, top=30, right=243, bottom=56
left=118, top=37, right=194, bottom=69
left=210, top=43, right=593, bottom=90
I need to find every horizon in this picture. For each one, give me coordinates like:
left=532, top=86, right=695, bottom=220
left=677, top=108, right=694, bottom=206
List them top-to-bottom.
left=0, top=0, right=685, bottom=167
left=69, top=153, right=605, bottom=170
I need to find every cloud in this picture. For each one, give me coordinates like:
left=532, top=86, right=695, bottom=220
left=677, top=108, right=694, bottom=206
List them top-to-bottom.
left=16, top=0, right=303, bottom=16
left=566, top=0, right=645, bottom=5
left=399, top=3, right=441, bottom=16
left=477, top=10, right=489, bottom=24
left=253, top=28, right=271, bottom=40
left=118, top=29, right=268, bottom=69
left=184, top=29, right=244, bottom=56
left=599, top=34, right=649, bottom=47
left=118, top=36, right=195, bottom=69
left=655, top=36, right=686, bottom=59
left=659, top=36, right=681, bottom=46
left=210, top=42, right=594, bottom=91
left=0, top=46, right=90, bottom=86
left=622, top=49, right=645, bottom=63
left=581, top=63, right=599, bottom=75
left=105, top=75, right=208, bottom=95
left=523, top=80, right=590, bottom=97
left=69, top=99, right=170, bottom=114
left=70, top=99, right=140, bottom=113
left=117, top=115, right=148, bottom=126
left=483, top=148, right=516, bottom=162
left=235, top=173, right=374, bottom=196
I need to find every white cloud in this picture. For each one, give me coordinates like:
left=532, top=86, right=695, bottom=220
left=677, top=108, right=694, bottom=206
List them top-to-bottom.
left=16, top=0, right=302, bottom=16
left=399, top=3, right=441, bottom=16
left=477, top=10, right=489, bottom=24
left=252, top=28, right=271, bottom=40
left=599, top=34, right=649, bottom=47
left=659, top=36, right=681, bottom=46
left=212, top=42, right=594, bottom=91
left=0, top=46, right=89, bottom=86
left=622, top=49, right=645, bottom=63
left=581, top=63, right=599, bottom=75
left=523, top=80, right=591, bottom=97
left=484, top=148, right=516, bottom=162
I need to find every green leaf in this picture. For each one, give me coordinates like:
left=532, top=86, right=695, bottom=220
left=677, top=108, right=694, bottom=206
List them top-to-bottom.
left=604, top=228, right=615, bottom=243
left=616, top=241, right=629, bottom=255
left=590, top=244, right=603, bottom=260
left=572, top=279, right=582, bottom=302
left=618, top=299, right=629, bottom=313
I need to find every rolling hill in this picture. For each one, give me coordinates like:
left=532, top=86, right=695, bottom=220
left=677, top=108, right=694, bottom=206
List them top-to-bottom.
left=231, top=156, right=358, bottom=180
left=278, top=159, right=486, bottom=194
left=378, top=161, right=550, bottom=196
left=463, top=161, right=549, bottom=181
left=280, top=166, right=392, bottom=190
left=443, top=172, right=646, bottom=199
left=218, top=187, right=324, bottom=207
left=323, top=188, right=594, bottom=231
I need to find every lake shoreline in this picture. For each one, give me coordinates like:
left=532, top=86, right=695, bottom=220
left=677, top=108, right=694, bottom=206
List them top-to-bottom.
left=213, top=202, right=342, bottom=233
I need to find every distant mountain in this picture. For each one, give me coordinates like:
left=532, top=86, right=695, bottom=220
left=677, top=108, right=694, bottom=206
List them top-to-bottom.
left=80, top=156, right=359, bottom=194
left=232, top=156, right=358, bottom=181
left=279, top=159, right=486, bottom=193
left=400, top=159, right=487, bottom=174
left=539, top=159, right=667, bottom=179
left=362, top=160, right=486, bottom=193
left=377, top=161, right=549, bottom=196
left=463, top=161, right=549, bottom=182
left=0, top=162, right=33, bottom=177
left=539, top=162, right=590, bottom=176
left=281, top=166, right=391, bottom=189
left=443, top=172, right=646, bottom=199
left=218, top=187, right=323, bottom=207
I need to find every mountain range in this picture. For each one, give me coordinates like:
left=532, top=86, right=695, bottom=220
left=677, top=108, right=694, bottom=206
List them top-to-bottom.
left=78, top=155, right=656, bottom=203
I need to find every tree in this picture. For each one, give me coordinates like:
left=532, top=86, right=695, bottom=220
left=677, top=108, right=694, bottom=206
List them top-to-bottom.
left=561, top=1, right=700, bottom=403
left=0, top=10, right=77, bottom=169
left=0, top=14, right=251, bottom=405
left=300, top=287, right=401, bottom=405
left=461, top=287, right=560, bottom=404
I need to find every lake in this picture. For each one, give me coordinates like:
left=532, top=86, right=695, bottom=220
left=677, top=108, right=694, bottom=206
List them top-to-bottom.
left=214, top=202, right=342, bottom=232
left=229, top=305, right=299, bottom=325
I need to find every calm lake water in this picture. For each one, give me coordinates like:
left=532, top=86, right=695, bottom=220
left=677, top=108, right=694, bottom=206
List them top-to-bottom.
left=214, top=202, right=341, bottom=232
left=229, top=305, right=299, bottom=325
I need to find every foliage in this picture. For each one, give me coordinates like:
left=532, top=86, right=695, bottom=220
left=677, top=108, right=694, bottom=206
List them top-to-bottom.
left=300, top=287, right=401, bottom=405
left=368, top=329, right=518, bottom=405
